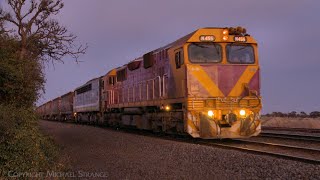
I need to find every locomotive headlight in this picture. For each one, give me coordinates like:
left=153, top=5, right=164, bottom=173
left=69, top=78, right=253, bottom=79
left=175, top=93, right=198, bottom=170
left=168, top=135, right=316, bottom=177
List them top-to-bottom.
left=223, top=29, right=229, bottom=35
left=222, top=36, right=229, bottom=41
left=239, top=109, right=246, bottom=117
left=208, top=110, right=214, bottom=117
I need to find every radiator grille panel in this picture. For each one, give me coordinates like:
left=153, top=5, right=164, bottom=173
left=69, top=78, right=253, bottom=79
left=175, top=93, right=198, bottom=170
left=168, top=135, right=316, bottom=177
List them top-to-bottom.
left=188, top=97, right=261, bottom=110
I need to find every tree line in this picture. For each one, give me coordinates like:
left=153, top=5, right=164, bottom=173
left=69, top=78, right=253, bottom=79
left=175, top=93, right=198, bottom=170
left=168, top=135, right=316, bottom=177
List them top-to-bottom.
left=264, top=111, right=320, bottom=118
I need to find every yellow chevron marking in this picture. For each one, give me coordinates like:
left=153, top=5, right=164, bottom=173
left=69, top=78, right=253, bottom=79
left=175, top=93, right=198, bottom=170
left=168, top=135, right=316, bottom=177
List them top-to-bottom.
left=189, top=65, right=224, bottom=97
left=228, top=66, right=257, bottom=96
left=187, top=118, right=199, bottom=131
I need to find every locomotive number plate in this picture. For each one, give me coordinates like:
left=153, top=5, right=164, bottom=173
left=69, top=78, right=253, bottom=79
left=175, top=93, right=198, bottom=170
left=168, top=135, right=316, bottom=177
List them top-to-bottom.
left=199, top=35, right=215, bottom=42
left=234, top=36, right=247, bottom=42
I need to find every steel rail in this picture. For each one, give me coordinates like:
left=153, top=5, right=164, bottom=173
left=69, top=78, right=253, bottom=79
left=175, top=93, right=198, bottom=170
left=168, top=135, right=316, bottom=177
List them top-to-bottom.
left=263, top=127, right=320, bottom=133
left=260, top=132, right=320, bottom=142
left=232, top=139, right=320, bottom=152
left=199, top=140, right=320, bottom=164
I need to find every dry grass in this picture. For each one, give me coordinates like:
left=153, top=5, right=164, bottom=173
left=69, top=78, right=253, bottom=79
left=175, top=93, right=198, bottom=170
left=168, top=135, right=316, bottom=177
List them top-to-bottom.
left=261, top=117, right=320, bottom=129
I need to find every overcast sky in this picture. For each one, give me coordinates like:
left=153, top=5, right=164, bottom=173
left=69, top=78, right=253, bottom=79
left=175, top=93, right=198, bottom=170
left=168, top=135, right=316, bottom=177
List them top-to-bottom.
left=2, top=0, right=320, bottom=113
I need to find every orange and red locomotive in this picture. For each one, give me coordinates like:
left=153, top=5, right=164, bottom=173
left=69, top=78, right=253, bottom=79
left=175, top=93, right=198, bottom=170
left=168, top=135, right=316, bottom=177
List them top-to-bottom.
left=37, top=27, right=262, bottom=139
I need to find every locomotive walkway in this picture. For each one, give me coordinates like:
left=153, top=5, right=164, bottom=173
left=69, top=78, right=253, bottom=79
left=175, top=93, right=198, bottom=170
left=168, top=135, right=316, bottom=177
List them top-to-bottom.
left=39, top=120, right=320, bottom=179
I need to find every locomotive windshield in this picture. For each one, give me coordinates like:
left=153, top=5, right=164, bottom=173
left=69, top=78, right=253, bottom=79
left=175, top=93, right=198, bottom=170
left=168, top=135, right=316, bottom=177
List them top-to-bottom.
left=188, top=43, right=222, bottom=63
left=227, top=44, right=255, bottom=64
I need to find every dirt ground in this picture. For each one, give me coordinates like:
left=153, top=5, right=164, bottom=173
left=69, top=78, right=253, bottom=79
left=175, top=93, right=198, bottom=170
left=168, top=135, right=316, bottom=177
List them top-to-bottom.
left=261, top=117, right=320, bottom=129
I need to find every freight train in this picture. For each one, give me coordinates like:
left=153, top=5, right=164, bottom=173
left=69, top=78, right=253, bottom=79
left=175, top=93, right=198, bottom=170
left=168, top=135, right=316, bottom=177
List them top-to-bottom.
left=37, top=27, right=262, bottom=139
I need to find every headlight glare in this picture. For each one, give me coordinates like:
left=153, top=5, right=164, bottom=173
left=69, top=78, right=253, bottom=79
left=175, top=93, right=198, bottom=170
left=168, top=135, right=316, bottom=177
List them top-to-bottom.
left=223, top=29, right=229, bottom=35
left=222, top=36, right=229, bottom=41
left=240, top=109, right=246, bottom=116
left=208, top=110, right=214, bottom=117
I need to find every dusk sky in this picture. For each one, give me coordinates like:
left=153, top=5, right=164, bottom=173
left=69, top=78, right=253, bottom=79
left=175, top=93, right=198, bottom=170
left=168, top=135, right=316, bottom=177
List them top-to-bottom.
left=2, top=0, right=320, bottom=113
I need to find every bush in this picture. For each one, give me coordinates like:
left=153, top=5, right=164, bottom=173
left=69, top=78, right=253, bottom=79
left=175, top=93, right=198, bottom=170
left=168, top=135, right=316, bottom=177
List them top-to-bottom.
left=0, top=1, right=82, bottom=177
left=0, top=33, right=61, bottom=179
left=0, top=38, right=44, bottom=108
left=0, top=105, right=59, bottom=177
left=310, top=111, right=320, bottom=118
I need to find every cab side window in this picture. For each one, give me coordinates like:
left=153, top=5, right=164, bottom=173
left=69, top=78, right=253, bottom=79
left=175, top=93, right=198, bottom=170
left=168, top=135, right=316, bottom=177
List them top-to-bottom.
left=175, top=49, right=184, bottom=69
left=108, top=76, right=116, bottom=86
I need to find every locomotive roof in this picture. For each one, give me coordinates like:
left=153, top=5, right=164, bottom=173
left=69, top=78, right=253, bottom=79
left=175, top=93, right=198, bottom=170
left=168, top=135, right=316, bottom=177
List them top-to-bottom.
left=112, top=27, right=256, bottom=74
left=150, top=31, right=196, bottom=53
left=105, top=68, right=117, bottom=76
left=74, top=77, right=101, bottom=91
left=61, top=91, right=73, bottom=98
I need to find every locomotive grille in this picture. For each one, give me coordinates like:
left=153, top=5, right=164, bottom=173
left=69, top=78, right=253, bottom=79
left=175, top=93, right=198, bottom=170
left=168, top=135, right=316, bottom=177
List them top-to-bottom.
left=188, top=97, right=261, bottom=110
left=187, top=100, right=204, bottom=110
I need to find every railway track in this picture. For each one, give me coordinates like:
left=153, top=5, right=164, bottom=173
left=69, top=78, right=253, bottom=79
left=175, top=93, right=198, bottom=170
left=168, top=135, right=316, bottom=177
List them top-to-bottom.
left=43, top=120, right=320, bottom=164
left=263, top=127, right=320, bottom=133
left=161, top=132, right=320, bottom=164
left=260, top=132, right=320, bottom=142
left=199, top=139, right=320, bottom=164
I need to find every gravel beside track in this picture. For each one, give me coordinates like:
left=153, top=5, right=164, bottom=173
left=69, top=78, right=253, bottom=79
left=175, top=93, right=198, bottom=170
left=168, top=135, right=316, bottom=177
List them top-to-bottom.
left=39, top=120, right=320, bottom=179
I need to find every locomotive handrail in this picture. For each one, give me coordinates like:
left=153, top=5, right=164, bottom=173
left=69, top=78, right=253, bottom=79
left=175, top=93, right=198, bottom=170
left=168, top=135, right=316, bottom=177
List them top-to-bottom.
left=162, top=73, right=168, bottom=97
left=110, top=74, right=167, bottom=104
left=145, top=76, right=163, bottom=100
left=155, top=76, right=161, bottom=98
left=152, top=80, right=155, bottom=99
left=146, top=81, right=149, bottom=100
left=139, top=82, right=142, bottom=101
left=127, top=84, right=136, bottom=103
left=133, top=85, right=135, bottom=102
left=127, top=87, right=130, bottom=103
left=122, top=88, right=125, bottom=103
left=118, top=89, right=120, bottom=104
left=105, top=90, right=115, bottom=105
left=112, top=90, right=114, bottom=104
left=238, top=93, right=261, bottom=108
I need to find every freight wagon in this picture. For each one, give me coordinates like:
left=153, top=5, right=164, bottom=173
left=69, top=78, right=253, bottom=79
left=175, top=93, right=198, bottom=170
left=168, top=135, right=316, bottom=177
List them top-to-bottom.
left=60, top=91, right=74, bottom=121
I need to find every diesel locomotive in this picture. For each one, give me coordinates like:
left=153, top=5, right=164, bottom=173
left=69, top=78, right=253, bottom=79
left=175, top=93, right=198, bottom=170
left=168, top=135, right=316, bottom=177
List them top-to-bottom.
left=37, top=27, right=262, bottom=139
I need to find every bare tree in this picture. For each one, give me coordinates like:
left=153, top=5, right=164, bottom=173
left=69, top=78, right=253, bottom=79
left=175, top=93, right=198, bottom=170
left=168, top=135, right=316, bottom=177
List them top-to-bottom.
left=0, top=0, right=87, bottom=61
